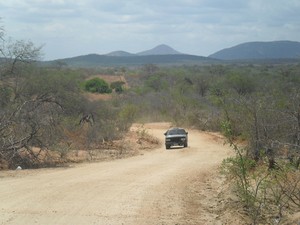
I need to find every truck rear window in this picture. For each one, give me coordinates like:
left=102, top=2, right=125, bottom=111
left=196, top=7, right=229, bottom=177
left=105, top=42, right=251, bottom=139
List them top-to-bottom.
left=168, top=129, right=186, bottom=135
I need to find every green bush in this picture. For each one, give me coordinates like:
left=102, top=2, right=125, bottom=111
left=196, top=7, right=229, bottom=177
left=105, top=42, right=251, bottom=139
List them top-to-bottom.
left=84, top=78, right=112, bottom=94
left=118, top=104, right=138, bottom=131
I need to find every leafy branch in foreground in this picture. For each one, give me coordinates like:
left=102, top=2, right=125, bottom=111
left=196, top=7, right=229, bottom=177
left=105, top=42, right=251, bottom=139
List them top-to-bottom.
left=221, top=120, right=300, bottom=225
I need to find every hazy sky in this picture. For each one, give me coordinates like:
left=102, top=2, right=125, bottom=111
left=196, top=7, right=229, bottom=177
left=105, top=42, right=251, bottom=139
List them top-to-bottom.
left=0, top=0, right=299, bottom=60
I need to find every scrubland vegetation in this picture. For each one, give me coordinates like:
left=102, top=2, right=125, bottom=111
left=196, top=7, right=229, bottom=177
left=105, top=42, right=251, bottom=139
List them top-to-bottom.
left=0, top=25, right=299, bottom=224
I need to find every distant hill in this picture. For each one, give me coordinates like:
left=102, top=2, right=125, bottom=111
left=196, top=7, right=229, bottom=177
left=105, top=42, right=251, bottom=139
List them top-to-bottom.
left=209, top=41, right=300, bottom=60
left=105, top=44, right=182, bottom=56
left=137, top=44, right=182, bottom=55
left=105, top=51, right=135, bottom=57
left=45, top=54, right=216, bottom=68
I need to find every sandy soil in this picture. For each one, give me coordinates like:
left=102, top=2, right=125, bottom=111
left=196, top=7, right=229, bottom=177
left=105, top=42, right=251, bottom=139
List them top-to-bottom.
left=0, top=123, right=241, bottom=225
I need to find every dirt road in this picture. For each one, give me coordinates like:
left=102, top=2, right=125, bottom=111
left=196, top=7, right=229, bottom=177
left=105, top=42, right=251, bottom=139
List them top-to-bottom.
left=0, top=123, right=233, bottom=225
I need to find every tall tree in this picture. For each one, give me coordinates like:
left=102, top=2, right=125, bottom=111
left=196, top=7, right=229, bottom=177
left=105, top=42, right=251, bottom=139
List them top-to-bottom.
left=0, top=28, right=62, bottom=168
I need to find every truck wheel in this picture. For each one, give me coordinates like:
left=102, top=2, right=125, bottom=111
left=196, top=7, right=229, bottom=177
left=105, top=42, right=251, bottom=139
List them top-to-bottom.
left=184, top=142, right=188, bottom=148
left=166, top=145, right=170, bottom=149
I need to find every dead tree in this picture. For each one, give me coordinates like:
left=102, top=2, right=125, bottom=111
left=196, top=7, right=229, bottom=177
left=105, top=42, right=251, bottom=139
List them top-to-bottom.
left=79, top=113, right=94, bottom=126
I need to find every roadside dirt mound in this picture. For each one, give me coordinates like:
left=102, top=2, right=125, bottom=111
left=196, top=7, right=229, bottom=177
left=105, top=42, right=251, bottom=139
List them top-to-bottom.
left=0, top=124, right=161, bottom=170
left=61, top=124, right=161, bottom=163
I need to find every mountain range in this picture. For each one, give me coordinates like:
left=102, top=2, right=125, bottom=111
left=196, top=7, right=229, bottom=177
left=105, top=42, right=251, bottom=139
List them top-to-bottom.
left=47, top=41, right=300, bottom=67
left=56, top=54, right=214, bottom=68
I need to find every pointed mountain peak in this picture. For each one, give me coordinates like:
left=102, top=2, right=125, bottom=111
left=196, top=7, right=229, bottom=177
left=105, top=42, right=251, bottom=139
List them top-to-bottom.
left=137, top=44, right=182, bottom=56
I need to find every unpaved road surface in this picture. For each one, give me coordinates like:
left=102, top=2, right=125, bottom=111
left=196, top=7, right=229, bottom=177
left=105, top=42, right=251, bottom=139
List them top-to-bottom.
left=0, top=123, right=233, bottom=225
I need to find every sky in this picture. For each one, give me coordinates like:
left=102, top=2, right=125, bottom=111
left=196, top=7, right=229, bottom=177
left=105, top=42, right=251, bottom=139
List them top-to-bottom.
left=0, top=0, right=299, bottom=60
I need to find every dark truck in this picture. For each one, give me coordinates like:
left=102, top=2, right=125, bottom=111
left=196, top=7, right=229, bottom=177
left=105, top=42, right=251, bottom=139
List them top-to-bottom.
left=164, top=128, right=188, bottom=149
